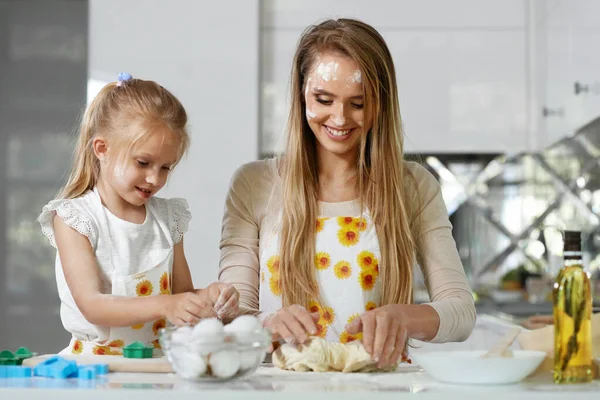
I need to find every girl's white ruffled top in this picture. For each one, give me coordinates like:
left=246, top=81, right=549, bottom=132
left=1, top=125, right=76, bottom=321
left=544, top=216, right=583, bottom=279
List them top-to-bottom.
left=38, top=190, right=191, bottom=353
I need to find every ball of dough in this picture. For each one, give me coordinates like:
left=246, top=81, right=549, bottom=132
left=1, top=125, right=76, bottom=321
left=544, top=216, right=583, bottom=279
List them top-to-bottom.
left=273, top=337, right=391, bottom=373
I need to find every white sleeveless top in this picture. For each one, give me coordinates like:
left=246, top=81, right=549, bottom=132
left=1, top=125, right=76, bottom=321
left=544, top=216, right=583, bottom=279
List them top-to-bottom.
left=38, top=189, right=191, bottom=348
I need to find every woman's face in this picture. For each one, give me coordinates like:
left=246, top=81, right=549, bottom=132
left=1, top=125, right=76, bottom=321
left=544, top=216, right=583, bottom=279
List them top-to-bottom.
left=304, top=52, right=371, bottom=158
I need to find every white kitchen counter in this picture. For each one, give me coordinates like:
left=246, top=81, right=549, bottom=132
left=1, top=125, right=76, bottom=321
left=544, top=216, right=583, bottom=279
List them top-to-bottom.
left=2, top=315, right=598, bottom=399
left=1, top=364, right=598, bottom=400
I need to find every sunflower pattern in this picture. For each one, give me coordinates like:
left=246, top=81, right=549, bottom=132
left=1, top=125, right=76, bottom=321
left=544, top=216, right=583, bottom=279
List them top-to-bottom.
left=260, top=213, right=382, bottom=344
left=337, top=216, right=355, bottom=228
left=316, top=217, right=329, bottom=233
left=354, top=217, right=367, bottom=232
left=338, top=227, right=360, bottom=247
left=68, top=244, right=173, bottom=354
left=356, top=250, right=379, bottom=290
left=357, top=251, right=376, bottom=270
left=315, top=252, right=331, bottom=270
left=266, top=254, right=282, bottom=296
left=267, top=255, right=280, bottom=274
left=334, top=260, right=352, bottom=280
left=359, top=270, right=376, bottom=291
left=159, top=272, right=170, bottom=295
left=269, top=274, right=282, bottom=296
left=136, top=279, right=153, bottom=296
left=308, top=299, right=335, bottom=338
left=308, top=300, right=322, bottom=315
left=319, top=306, right=335, bottom=326
left=339, top=314, right=364, bottom=343
left=152, top=318, right=166, bottom=336
left=315, top=322, right=328, bottom=338
left=339, top=331, right=363, bottom=344
left=108, top=339, right=124, bottom=348
left=153, top=339, right=162, bottom=349
left=71, top=340, right=83, bottom=354
left=92, top=345, right=118, bottom=356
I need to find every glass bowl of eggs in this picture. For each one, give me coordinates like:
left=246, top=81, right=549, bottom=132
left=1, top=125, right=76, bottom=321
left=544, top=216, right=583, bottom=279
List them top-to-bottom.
left=159, top=315, right=271, bottom=381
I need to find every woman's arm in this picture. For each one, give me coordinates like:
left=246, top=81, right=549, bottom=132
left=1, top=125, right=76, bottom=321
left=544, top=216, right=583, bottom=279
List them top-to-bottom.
left=218, top=164, right=261, bottom=313
left=411, top=164, right=476, bottom=343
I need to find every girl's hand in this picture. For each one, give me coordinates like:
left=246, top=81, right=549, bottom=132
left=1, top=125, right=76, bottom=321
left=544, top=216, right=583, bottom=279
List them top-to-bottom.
left=206, top=282, right=240, bottom=320
left=163, top=292, right=216, bottom=326
left=345, top=304, right=409, bottom=368
left=263, top=305, right=320, bottom=349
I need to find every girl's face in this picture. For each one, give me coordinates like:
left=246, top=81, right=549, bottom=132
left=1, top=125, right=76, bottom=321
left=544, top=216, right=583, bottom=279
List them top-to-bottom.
left=304, top=52, right=371, bottom=158
left=107, top=130, right=179, bottom=207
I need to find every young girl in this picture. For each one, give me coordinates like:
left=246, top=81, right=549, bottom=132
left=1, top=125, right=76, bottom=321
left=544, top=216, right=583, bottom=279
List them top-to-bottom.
left=219, top=19, right=476, bottom=368
left=38, top=73, right=238, bottom=355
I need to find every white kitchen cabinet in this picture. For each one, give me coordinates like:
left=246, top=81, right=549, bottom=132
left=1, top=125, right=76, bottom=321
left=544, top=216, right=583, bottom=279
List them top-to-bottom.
left=260, top=0, right=529, bottom=154
left=262, top=0, right=525, bottom=29
left=537, top=0, right=600, bottom=148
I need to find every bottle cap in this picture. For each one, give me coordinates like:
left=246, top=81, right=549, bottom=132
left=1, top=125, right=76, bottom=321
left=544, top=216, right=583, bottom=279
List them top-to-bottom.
left=564, top=230, right=581, bottom=243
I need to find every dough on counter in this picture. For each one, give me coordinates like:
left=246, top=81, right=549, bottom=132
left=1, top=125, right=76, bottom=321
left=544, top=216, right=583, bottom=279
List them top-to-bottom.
left=273, top=337, right=396, bottom=373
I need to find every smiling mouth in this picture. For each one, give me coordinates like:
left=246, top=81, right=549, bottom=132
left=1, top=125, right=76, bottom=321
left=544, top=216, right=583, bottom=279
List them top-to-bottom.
left=325, top=126, right=354, bottom=136
left=136, top=186, right=152, bottom=195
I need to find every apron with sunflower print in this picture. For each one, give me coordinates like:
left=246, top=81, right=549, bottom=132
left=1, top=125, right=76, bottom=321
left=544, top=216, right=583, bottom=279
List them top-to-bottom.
left=64, top=188, right=173, bottom=356
left=259, top=212, right=382, bottom=343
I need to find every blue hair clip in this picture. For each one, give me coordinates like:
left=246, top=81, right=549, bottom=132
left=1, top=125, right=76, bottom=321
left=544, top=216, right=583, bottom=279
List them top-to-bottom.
left=117, top=72, right=133, bottom=86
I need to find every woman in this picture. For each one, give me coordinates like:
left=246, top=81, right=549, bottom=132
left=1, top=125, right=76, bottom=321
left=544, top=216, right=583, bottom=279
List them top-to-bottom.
left=219, top=18, right=475, bottom=368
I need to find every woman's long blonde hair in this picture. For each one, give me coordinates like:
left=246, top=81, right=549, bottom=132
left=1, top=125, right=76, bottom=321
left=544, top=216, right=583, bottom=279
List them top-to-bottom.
left=279, top=19, right=419, bottom=309
left=59, top=78, right=190, bottom=199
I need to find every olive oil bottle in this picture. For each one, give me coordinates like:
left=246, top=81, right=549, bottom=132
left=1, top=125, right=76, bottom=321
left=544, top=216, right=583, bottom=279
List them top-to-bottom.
left=553, top=230, right=593, bottom=384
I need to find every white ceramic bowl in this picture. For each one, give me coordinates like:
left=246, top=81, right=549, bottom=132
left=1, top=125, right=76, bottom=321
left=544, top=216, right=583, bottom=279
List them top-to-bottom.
left=412, top=350, right=546, bottom=385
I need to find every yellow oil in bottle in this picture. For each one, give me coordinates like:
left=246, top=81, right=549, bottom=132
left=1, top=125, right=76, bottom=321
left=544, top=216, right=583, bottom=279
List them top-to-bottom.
left=553, top=231, right=593, bottom=384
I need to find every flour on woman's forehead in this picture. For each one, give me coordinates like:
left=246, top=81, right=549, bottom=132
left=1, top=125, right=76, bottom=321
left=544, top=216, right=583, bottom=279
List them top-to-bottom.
left=308, top=53, right=363, bottom=89
left=316, top=60, right=339, bottom=81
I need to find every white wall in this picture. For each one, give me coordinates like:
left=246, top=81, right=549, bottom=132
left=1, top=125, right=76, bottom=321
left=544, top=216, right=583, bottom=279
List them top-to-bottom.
left=89, top=0, right=259, bottom=287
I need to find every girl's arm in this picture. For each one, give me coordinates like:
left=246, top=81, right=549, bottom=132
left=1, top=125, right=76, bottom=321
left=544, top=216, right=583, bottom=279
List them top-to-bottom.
left=54, top=215, right=207, bottom=326
left=172, top=237, right=240, bottom=321
left=171, top=238, right=194, bottom=294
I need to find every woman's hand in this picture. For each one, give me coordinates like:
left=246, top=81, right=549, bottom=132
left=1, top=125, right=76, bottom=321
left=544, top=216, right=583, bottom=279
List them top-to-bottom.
left=206, top=282, right=240, bottom=321
left=163, top=292, right=216, bottom=326
left=345, top=304, right=409, bottom=368
left=263, top=305, right=320, bottom=348
left=521, top=314, right=553, bottom=330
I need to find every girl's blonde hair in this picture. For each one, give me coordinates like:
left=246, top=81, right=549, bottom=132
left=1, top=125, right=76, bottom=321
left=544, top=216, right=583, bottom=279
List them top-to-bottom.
left=279, top=18, right=419, bottom=309
left=59, top=78, right=190, bottom=199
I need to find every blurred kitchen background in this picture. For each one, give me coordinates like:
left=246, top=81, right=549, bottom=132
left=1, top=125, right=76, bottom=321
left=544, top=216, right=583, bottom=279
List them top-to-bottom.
left=1, top=0, right=599, bottom=353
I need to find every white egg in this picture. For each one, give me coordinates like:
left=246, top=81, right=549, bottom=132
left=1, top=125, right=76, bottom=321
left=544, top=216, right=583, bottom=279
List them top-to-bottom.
left=225, top=315, right=265, bottom=346
left=227, top=315, right=262, bottom=332
left=192, top=318, right=225, bottom=345
left=194, top=318, right=224, bottom=334
left=170, top=326, right=193, bottom=345
left=238, top=349, right=260, bottom=370
left=209, top=350, right=240, bottom=378
left=173, top=351, right=207, bottom=379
